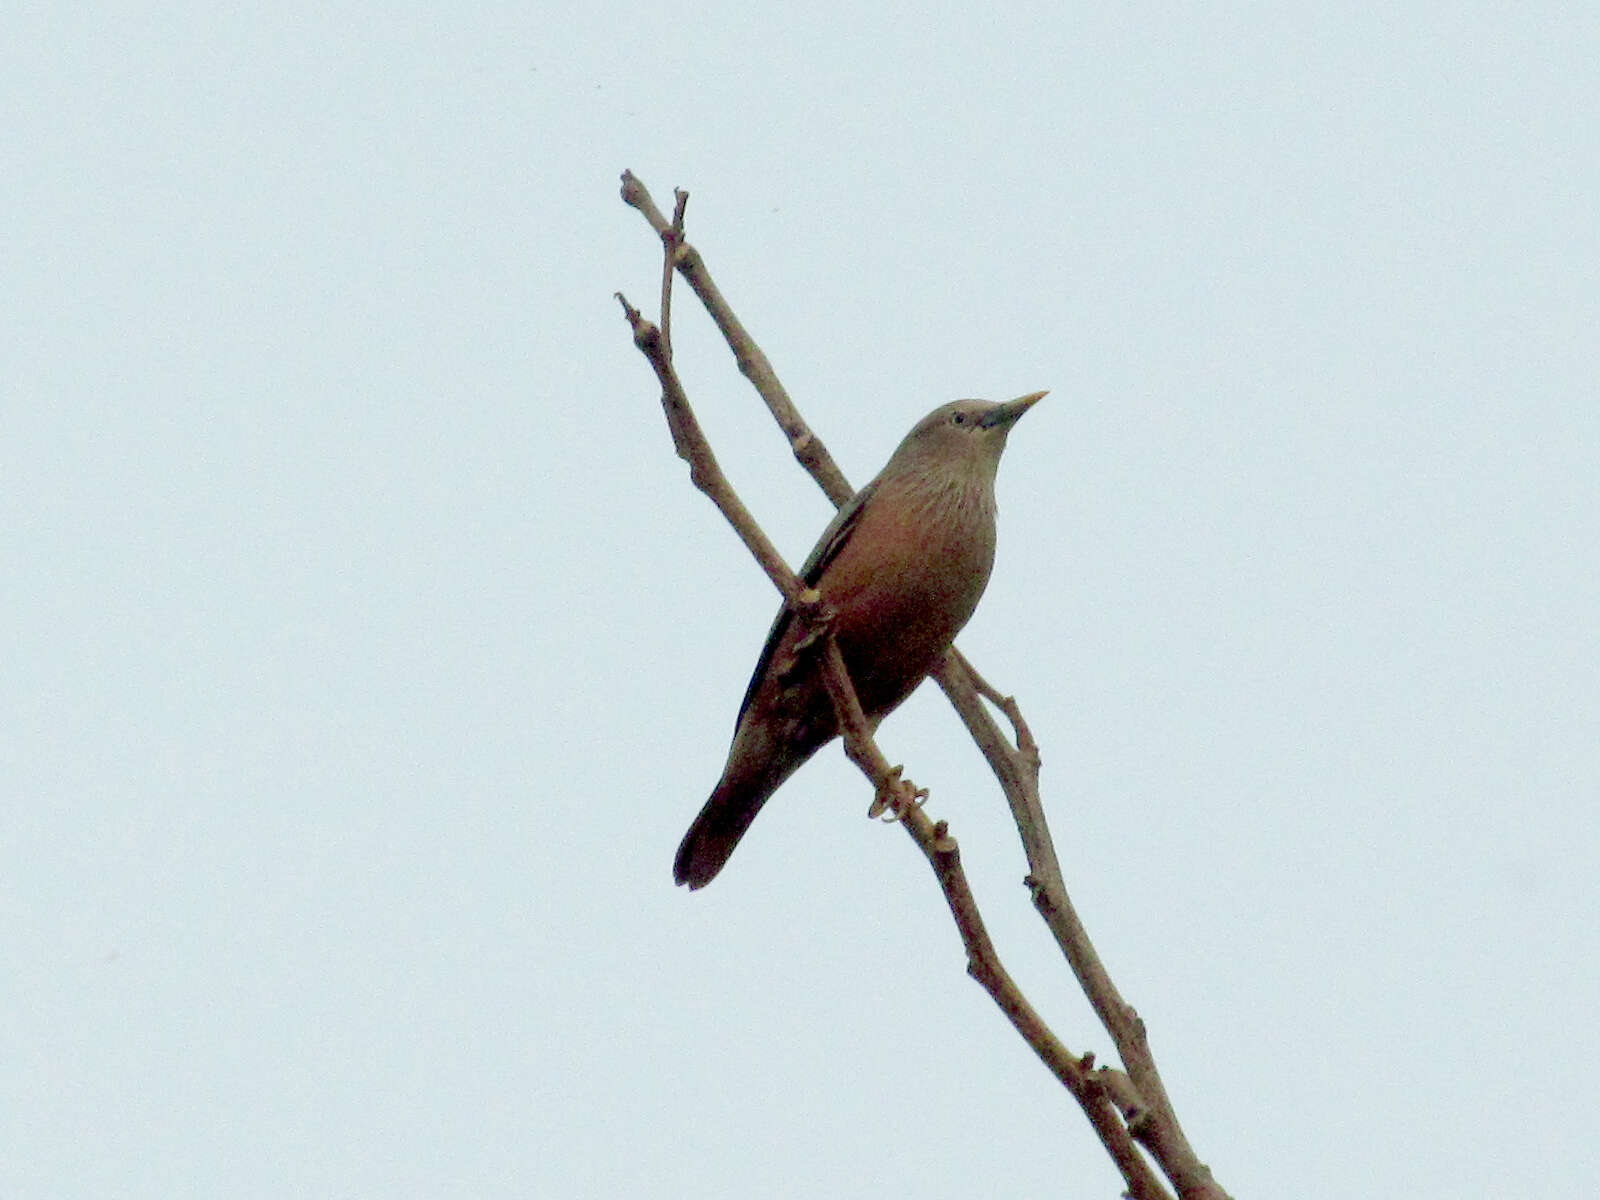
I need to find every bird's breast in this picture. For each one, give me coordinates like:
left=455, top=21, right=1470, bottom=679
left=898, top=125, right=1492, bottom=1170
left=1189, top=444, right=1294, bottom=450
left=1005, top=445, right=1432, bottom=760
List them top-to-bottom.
left=819, top=478, right=998, bottom=715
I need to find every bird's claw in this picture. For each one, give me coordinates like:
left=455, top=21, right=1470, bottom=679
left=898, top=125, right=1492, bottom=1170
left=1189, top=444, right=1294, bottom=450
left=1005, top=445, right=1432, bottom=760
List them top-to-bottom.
left=868, top=767, right=927, bottom=821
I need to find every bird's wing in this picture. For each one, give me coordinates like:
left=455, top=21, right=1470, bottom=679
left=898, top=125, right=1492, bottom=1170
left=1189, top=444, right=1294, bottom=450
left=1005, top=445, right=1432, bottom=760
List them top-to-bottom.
left=731, top=478, right=878, bottom=730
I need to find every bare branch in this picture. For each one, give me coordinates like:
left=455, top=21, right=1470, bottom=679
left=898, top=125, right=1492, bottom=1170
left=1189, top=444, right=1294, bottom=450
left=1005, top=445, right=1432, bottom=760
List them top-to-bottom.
left=621, top=169, right=854, bottom=507
left=614, top=296, right=817, bottom=623
left=814, top=637, right=1172, bottom=1200
left=931, top=651, right=1227, bottom=1199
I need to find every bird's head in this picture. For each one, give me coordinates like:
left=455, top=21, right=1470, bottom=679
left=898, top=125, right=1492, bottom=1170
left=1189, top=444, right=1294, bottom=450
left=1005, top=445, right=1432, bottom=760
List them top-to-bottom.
left=887, top=390, right=1046, bottom=484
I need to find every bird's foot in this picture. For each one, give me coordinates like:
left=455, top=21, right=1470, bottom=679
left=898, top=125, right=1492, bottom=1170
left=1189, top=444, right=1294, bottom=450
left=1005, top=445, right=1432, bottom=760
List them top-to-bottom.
left=868, top=767, right=928, bottom=821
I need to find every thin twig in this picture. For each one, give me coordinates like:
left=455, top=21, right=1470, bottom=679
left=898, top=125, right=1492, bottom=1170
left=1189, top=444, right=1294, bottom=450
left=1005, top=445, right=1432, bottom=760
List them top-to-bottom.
left=621, top=169, right=854, bottom=507
left=658, top=190, right=687, bottom=358
left=614, top=296, right=818, bottom=622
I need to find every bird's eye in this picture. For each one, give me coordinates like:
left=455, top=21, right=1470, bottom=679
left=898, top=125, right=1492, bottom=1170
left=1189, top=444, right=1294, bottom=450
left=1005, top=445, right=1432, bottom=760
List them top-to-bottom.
left=951, top=411, right=968, bottom=426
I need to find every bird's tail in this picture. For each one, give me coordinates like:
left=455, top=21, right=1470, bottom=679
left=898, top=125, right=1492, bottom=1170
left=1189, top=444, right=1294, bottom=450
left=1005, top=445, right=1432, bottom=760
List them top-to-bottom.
left=673, top=776, right=772, bottom=889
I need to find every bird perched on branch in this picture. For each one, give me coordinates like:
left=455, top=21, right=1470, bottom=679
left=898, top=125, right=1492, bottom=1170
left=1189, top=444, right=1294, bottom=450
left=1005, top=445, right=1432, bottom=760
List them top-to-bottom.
left=675, top=391, right=1045, bottom=888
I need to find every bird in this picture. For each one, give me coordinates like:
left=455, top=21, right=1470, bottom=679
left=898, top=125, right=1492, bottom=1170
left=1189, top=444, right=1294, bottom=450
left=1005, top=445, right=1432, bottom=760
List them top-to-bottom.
left=674, top=390, right=1044, bottom=888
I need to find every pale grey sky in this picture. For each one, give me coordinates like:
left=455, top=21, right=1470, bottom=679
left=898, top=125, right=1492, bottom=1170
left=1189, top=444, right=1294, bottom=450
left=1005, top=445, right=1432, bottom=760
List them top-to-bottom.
left=6, top=3, right=1598, bottom=1197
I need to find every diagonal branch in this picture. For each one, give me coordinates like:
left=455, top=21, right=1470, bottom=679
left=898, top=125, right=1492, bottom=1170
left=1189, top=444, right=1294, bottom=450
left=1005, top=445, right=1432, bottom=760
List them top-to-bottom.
left=622, top=169, right=854, bottom=508
left=614, top=293, right=814, bottom=622
left=931, top=652, right=1223, bottom=1198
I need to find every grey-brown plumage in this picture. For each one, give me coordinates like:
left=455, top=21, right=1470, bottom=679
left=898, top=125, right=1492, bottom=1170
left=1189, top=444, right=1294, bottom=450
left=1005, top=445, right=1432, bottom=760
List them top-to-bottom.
left=674, top=391, right=1044, bottom=889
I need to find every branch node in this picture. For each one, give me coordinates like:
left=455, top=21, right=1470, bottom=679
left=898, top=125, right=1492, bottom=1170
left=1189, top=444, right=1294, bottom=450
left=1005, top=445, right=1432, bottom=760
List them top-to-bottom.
left=789, top=590, right=833, bottom=655
left=866, top=765, right=905, bottom=819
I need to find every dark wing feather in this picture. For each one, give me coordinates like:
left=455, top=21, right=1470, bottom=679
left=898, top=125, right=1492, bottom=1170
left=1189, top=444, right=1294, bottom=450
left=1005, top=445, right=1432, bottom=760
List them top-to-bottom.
left=730, top=479, right=878, bottom=730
